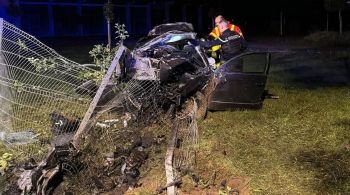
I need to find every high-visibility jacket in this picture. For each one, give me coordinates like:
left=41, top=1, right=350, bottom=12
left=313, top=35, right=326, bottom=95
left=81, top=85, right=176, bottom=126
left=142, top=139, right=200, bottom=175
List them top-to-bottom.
left=209, top=22, right=244, bottom=52
left=209, top=22, right=243, bottom=38
left=200, top=29, right=243, bottom=62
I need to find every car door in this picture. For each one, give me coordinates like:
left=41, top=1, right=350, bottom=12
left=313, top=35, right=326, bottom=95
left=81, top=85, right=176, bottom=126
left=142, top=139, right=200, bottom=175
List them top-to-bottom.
left=208, top=52, right=271, bottom=110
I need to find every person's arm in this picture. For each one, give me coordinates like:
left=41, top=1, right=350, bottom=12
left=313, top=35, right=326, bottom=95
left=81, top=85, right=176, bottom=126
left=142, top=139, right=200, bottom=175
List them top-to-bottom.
left=198, top=38, right=225, bottom=48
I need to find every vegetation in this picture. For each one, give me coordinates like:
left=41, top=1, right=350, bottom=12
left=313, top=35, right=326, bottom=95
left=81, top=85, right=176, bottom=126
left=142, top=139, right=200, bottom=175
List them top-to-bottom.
left=80, top=23, right=128, bottom=82
left=304, top=31, right=350, bottom=46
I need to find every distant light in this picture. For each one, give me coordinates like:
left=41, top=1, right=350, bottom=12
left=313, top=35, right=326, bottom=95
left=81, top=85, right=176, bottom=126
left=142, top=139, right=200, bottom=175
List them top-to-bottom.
left=347, top=0, right=350, bottom=4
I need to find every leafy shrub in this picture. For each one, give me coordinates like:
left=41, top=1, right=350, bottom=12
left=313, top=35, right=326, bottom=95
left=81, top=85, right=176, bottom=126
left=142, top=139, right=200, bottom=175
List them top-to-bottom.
left=80, top=23, right=129, bottom=82
left=304, top=31, right=350, bottom=46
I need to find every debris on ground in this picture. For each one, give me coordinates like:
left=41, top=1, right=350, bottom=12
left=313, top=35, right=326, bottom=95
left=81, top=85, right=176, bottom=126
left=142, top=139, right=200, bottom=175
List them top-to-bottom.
left=0, top=131, right=40, bottom=146
left=0, top=153, right=13, bottom=175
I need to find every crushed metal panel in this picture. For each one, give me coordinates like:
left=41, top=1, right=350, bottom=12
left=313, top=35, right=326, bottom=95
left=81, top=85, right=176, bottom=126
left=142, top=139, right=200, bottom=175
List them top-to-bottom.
left=147, top=22, right=194, bottom=36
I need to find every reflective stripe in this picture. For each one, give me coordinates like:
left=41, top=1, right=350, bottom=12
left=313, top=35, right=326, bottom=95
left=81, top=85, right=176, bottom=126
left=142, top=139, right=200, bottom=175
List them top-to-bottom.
left=230, top=24, right=244, bottom=37
left=209, top=27, right=220, bottom=38
left=215, top=27, right=220, bottom=36
left=209, top=32, right=218, bottom=38
left=218, top=37, right=228, bottom=43
left=211, top=45, right=221, bottom=51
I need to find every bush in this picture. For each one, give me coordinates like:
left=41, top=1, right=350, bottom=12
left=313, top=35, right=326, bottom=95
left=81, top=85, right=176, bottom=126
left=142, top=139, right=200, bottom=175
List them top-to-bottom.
left=304, top=31, right=350, bottom=46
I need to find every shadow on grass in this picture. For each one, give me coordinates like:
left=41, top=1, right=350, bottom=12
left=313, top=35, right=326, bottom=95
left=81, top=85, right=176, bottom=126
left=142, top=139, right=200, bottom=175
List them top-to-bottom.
left=270, top=55, right=350, bottom=89
left=335, top=119, right=350, bottom=129
left=292, top=149, right=350, bottom=194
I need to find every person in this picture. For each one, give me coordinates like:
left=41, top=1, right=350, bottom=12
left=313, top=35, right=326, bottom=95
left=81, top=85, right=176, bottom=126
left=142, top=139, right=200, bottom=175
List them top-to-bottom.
left=207, top=15, right=244, bottom=66
left=209, top=15, right=244, bottom=39
left=198, top=19, right=245, bottom=64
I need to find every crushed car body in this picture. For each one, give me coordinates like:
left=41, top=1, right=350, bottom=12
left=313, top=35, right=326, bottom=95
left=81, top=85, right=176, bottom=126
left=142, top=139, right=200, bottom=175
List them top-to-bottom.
left=78, top=22, right=271, bottom=112
left=120, top=22, right=271, bottom=111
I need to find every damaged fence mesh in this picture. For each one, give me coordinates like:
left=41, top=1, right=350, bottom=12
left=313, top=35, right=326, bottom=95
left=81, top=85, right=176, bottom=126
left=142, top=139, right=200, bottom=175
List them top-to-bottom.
left=0, top=19, right=93, bottom=152
left=0, top=19, right=210, bottom=193
left=96, top=79, right=160, bottom=116
left=173, top=99, right=199, bottom=177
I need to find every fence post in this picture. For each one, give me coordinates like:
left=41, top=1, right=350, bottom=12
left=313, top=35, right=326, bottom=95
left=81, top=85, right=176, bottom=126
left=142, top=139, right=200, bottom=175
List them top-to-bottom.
left=15, top=0, right=21, bottom=28
left=48, top=0, right=54, bottom=36
left=77, top=0, right=83, bottom=36
left=165, top=2, right=170, bottom=23
left=125, top=3, right=131, bottom=34
left=146, top=3, right=152, bottom=32
left=182, top=5, right=187, bottom=22
left=197, top=5, right=203, bottom=31
left=0, top=18, right=3, bottom=50
left=0, top=19, right=13, bottom=131
left=73, top=45, right=126, bottom=149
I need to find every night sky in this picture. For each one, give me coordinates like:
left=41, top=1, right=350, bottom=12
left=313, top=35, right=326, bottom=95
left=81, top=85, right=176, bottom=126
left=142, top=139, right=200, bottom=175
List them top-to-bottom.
left=0, top=0, right=349, bottom=37
left=166, top=0, right=350, bottom=36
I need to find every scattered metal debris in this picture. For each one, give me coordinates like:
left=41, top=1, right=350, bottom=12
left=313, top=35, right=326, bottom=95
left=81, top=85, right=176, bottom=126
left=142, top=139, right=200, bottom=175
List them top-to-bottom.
left=49, top=112, right=81, bottom=135
left=15, top=143, right=79, bottom=194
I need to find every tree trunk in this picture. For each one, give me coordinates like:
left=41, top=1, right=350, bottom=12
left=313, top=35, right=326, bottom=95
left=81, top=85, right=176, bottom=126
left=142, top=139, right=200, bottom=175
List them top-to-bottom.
left=338, top=9, right=342, bottom=35
left=280, top=11, right=283, bottom=36
left=326, top=12, right=329, bottom=32
left=107, top=20, right=111, bottom=49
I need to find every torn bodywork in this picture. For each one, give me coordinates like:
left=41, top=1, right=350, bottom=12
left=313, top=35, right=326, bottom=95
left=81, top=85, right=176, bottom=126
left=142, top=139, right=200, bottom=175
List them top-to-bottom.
left=78, top=22, right=213, bottom=114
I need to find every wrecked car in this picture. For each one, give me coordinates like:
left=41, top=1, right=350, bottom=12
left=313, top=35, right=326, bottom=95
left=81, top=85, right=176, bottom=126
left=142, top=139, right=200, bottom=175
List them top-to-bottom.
left=79, top=22, right=271, bottom=112
left=123, top=22, right=272, bottom=111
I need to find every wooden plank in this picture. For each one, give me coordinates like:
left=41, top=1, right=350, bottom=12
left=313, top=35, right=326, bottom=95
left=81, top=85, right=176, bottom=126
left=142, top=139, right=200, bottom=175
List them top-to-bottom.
left=165, top=119, right=178, bottom=195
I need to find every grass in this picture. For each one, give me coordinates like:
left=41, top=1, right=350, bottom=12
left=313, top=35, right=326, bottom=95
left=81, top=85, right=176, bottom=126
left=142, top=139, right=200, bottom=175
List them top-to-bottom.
left=304, top=31, right=350, bottom=47
left=198, top=84, right=350, bottom=194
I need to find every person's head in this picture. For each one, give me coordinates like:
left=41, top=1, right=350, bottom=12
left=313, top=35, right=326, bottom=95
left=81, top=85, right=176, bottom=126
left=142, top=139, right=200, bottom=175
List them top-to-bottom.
left=215, top=15, right=224, bottom=27
left=218, top=19, right=228, bottom=33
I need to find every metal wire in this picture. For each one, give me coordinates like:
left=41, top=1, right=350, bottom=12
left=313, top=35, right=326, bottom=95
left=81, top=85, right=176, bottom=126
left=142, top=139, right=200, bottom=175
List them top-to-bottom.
left=0, top=20, right=93, bottom=152
left=0, top=20, right=204, bottom=184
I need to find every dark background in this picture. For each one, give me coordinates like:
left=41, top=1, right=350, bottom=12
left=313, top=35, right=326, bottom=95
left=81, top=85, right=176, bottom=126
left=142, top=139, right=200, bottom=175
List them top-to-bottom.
left=0, top=0, right=349, bottom=38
